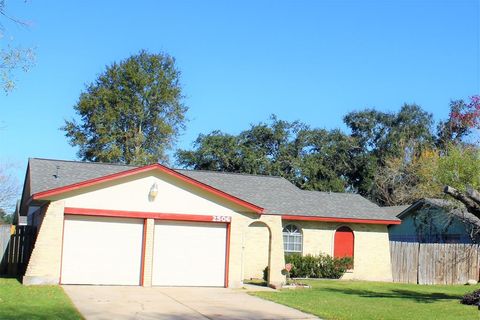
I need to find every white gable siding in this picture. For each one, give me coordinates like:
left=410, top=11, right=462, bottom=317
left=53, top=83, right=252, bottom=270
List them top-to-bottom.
left=62, top=171, right=246, bottom=216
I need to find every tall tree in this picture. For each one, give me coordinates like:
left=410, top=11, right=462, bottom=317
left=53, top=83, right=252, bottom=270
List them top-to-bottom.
left=0, top=0, right=35, bottom=93
left=63, top=50, right=187, bottom=165
left=436, top=95, right=480, bottom=148
left=178, top=99, right=476, bottom=205
left=344, top=104, right=434, bottom=198
left=344, top=104, right=434, bottom=160
left=177, top=116, right=360, bottom=192
left=177, top=116, right=306, bottom=177
left=296, top=128, right=363, bottom=192
left=177, top=131, right=242, bottom=172
left=406, top=143, right=480, bottom=218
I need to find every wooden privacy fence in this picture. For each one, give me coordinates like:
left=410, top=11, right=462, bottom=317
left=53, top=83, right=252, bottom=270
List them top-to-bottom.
left=0, top=225, right=36, bottom=277
left=390, top=241, right=480, bottom=285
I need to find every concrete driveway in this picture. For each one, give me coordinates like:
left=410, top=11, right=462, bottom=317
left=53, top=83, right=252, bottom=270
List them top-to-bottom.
left=63, top=285, right=318, bottom=320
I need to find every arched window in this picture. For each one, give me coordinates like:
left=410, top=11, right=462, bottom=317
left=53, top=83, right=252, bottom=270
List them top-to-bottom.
left=283, top=224, right=302, bottom=253
left=334, top=226, right=354, bottom=259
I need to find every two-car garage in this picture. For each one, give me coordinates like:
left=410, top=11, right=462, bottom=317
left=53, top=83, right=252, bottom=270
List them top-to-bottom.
left=60, top=215, right=229, bottom=287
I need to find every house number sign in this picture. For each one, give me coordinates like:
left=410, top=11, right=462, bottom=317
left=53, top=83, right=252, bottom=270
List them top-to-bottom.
left=212, top=215, right=231, bottom=223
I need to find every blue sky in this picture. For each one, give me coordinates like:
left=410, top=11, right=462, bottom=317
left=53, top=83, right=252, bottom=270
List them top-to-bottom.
left=0, top=0, right=479, bottom=182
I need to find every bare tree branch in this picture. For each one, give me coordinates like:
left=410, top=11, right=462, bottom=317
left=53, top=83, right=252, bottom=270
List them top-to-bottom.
left=0, top=0, right=35, bottom=92
left=0, top=162, right=19, bottom=212
left=444, top=185, right=480, bottom=218
left=466, top=186, right=480, bottom=206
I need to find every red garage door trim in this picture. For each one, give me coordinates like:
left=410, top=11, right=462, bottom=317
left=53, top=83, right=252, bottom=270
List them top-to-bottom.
left=63, top=207, right=231, bottom=287
left=64, top=207, right=232, bottom=223
left=281, top=215, right=400, bottom=225
left=224, top=223, right=231, bottom=287
left=334, top=226, right=355, bottom=260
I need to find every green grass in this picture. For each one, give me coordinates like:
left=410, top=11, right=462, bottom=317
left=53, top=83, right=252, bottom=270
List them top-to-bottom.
left=0, top=278, right=83, bottom=320
left=251, top=280, right=480, bottom=320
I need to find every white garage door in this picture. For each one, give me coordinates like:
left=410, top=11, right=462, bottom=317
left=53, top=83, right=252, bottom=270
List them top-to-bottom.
left=61, top=215, right=144, bottom=285
left=152, top=221, right=227, bottom=287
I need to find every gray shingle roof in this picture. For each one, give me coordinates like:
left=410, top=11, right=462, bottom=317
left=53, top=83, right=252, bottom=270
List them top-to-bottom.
left=26, top=158, right=399, bottom=221
left=29, top=158, right=137, bottom=195
left=381, top=205, right=411, bottom=218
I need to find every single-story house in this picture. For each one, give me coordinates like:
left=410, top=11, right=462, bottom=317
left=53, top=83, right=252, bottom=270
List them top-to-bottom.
left=19, top=158, right=400, bottom=287
left=388, top=198, right=480, bottom=243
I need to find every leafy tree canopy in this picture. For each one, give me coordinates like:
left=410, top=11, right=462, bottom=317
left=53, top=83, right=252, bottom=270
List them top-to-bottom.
left=63, top=50, right=187, bottom=165
left=437, top=96, right=480, bottom=148
left=178, top=97, right=478, bottom=205
left=344, top=104, right=435, bottom=160
left=177, top=116, right=365, bottom=193
left=0, top=208, right=13, bottom=224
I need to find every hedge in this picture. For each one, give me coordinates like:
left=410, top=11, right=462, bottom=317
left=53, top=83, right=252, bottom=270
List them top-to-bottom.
left=285, top=253, right=353, bottom=279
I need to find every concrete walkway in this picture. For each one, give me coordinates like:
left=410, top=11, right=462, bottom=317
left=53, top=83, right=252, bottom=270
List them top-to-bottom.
left=63, top=285, right=318, bottom=320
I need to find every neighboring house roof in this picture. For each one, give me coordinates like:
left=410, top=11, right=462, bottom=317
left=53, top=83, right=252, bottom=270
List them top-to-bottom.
left=23, top=158, right=400, bottom=223
left=398, top=198, right=480, bottom=227
left=381, top=205, right=411, bottom=219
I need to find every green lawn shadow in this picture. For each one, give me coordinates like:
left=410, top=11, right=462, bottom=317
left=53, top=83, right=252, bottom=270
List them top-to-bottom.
left=322, top=287, right=462, bottom=304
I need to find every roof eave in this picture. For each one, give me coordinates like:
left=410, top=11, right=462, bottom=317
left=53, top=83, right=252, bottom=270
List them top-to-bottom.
left=280, top=214, right=401, bottom=225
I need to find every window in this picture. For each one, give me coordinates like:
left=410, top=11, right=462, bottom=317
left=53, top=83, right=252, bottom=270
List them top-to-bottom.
left=283, top=224, right=302, bottom=253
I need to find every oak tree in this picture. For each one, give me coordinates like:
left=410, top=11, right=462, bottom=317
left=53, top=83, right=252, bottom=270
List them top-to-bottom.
left=63, top=50, right=187, bottom=165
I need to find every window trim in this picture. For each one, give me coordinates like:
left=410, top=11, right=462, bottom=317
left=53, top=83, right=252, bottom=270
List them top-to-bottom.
left=283, top=224, right=303, bottom=254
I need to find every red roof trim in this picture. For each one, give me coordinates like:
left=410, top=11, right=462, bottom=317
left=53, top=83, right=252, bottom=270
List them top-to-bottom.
left=32, top=163, right=263, bottom=213
left=64, top=207, right=232, bottom=223
left=281, top=214, right=401, bottom=225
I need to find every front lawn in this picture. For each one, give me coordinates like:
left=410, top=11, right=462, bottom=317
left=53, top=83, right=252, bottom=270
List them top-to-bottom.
left=0, top=278, right=82, bottom=320
left=251, top=280, right=480, bottom=320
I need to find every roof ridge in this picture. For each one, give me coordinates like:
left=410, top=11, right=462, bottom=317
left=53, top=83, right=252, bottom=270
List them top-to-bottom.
left=30, top=157, right=139, bottom=168
left=29, top=158, right=287, bottom=179
left=174, top=168, right=286, bottom=179
left=300, top=189, right=361, bottom=196
left=381, top=204, right=411, bottom=208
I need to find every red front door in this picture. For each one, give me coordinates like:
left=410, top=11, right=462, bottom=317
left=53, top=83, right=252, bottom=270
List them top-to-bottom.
left=334, top=226, right=354, bottom=259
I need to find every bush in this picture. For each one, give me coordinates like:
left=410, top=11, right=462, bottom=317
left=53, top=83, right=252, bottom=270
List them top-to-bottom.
left=285, top=253, right=353, bottom=279
left=263, top=266, right=269, bottom=282
left=461, top=289, right=480, bottom=306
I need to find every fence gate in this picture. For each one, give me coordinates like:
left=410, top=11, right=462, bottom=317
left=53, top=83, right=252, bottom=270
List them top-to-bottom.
left=0, top=225, right=36, bottom=277
left=390, top=241, right=480, bottom=285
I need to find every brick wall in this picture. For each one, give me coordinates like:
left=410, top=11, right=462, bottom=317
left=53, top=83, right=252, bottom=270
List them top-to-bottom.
left=23, top=201, right=65, bottom=285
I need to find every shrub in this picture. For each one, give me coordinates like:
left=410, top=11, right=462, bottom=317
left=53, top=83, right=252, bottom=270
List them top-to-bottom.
left=285, top=253, right=353, bottom=279
left=263, top=266, right=269, bottom=282
left=461, top=289, right=480, bottom=306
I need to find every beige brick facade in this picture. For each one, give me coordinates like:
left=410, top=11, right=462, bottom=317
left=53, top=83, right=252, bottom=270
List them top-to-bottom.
left=23, top=171, right=392, bottom=287
left=23, top=201, right=65, bottom=285
left=221, top=213, right=285, bottom=288
left=142, top=218, right=155, bottom=287
left=283, top=220, right=393, bottom=282
left=243, top=222, right=270, bottom=280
